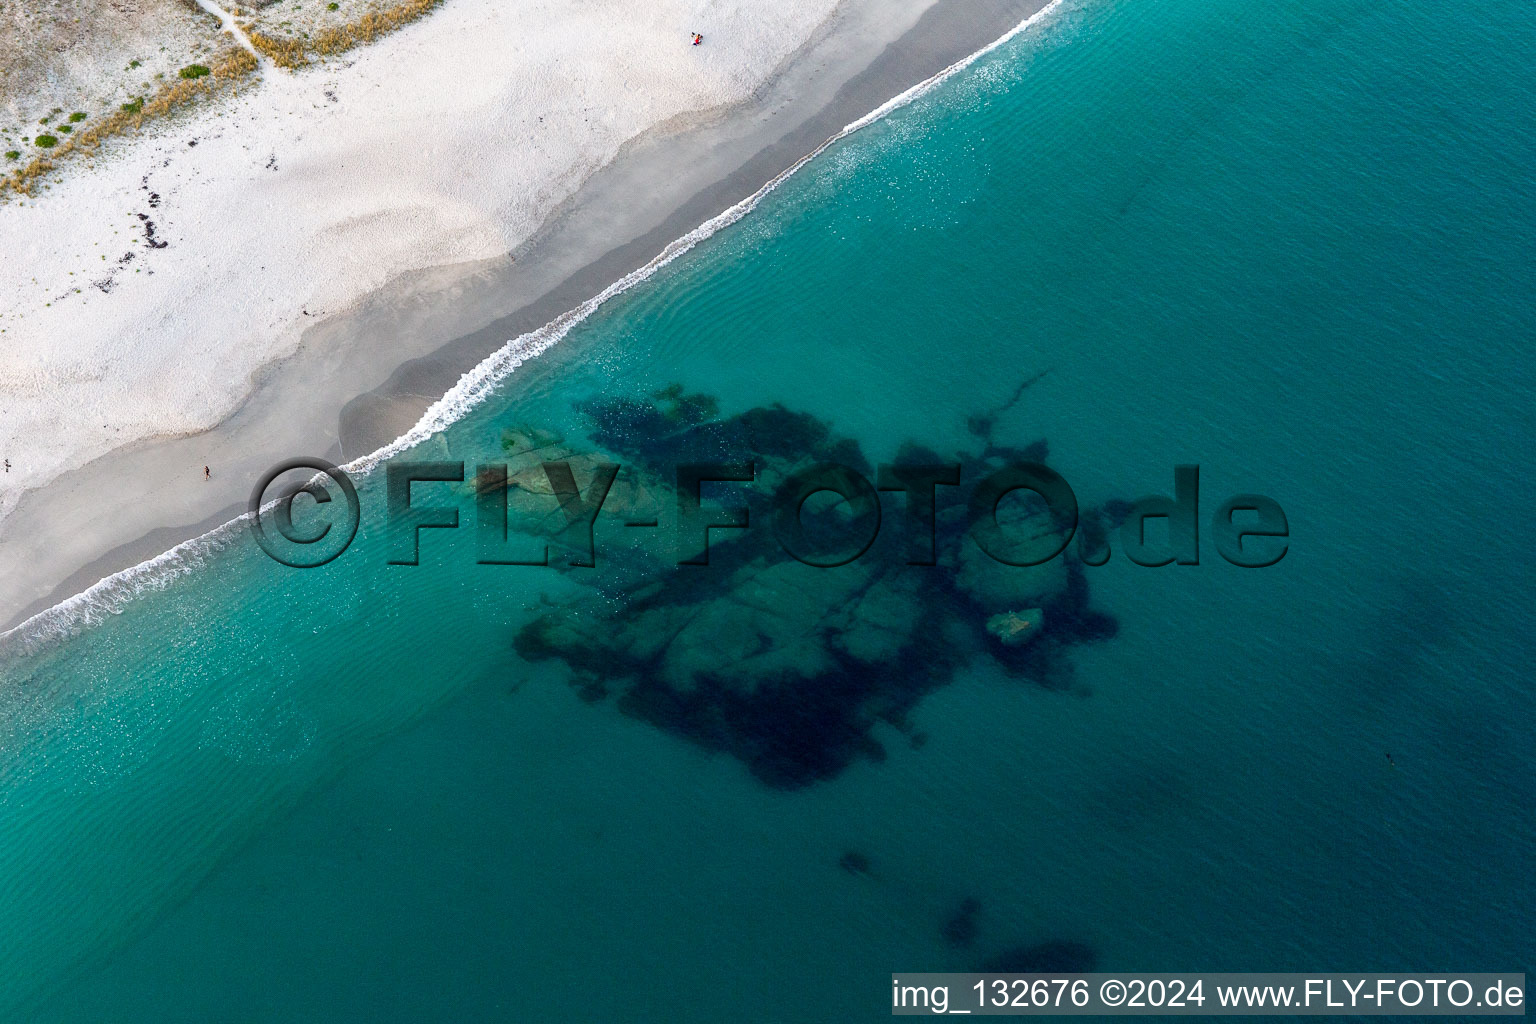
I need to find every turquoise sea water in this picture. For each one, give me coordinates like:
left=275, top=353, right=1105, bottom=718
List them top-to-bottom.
left=2, top=0, right=1534, bottom=1018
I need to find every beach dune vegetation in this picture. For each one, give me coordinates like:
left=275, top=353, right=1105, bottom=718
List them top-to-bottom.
left=2, top=0, right=450, bottom=198
left=246, top=0, right=441, bottom=67
left=244, top=27, right=309, bottom=68
left=3, top=49, right=258, bottom=198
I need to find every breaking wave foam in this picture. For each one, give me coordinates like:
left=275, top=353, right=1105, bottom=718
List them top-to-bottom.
left=0, top=0, right=1065, bottom=657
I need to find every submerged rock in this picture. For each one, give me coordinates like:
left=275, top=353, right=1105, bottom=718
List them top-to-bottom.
left=510, top=387, right=1118, bottom=788
left=986, top=608, right=1044, bottom=647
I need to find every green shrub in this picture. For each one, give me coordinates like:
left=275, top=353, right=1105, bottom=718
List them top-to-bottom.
left=327, top=3, right=338, bottom=9
left=129, top=59, right=141, bottom=68
left=179, top=64, right=211, bottom=79
left=121, top=97, right=145, bottom=113
left=69, top=112, right=87, bottom=122
left=38, top=116, right=49, bottom=125
left=59, top=124, right=72, bottom=134
left=35, top=134, right=58, bottom=148
left=4, top=151, right=19, bottom=161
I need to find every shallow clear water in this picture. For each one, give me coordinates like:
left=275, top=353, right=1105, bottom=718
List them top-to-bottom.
left=2, top=0, right=1534, bottom=1017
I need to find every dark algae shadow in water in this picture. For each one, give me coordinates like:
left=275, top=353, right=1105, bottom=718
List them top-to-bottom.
left=513, top=385, right=1119, bottom=789
left=942, top=897, right=984, bottom=948
left=979, top=941, right=1100, bottom=974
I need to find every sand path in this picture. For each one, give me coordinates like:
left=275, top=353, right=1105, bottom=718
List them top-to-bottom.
left=190, top=0, right=263, bottom=61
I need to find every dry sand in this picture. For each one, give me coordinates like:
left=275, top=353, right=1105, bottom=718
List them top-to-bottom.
left=0, top=0, right=1055, bottom=632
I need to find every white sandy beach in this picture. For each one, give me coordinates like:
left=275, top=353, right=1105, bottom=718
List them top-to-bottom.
left=0, top=0, right=1052, bottom=631
left=0, top=0, right=842, bottom=509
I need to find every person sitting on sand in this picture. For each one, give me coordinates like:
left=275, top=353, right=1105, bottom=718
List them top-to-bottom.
left=692, top=32, right=703, bottom=46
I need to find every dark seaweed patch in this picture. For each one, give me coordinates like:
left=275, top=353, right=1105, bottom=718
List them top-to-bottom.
left=515, top=387, right=1119, bottom=789
left=839, top=850, right=873, bottom=876
left=942, top=898, right=983, bottom=948
left=979, top=941, right=1099, bottom=974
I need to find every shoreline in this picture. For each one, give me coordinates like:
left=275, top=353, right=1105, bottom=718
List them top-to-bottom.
left=0, top=0, right=1056, bottom=635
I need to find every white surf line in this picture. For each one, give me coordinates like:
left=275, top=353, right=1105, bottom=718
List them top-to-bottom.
left=0, top=0, right=1067, bottom=654
left=191, top=0, right=263, bottom=62
left=341, top=0, right=1068, bottom=478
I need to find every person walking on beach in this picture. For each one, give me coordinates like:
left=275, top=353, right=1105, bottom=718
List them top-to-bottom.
left=2, top=459, right=9, bottom=473
left=204, top=465, right=211, bottom=481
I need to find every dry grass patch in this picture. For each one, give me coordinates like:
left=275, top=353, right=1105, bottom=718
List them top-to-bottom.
left=1, top=0, right=221, bottom=123
left=1, top=0, right=446, bottom=197
left=239, top=0, right=439, bottom=67
left=312, top=0, right=439, bottom=54
left=245, top=25, right=309, bottom=67
left=3, top=47, right=259, bottom=198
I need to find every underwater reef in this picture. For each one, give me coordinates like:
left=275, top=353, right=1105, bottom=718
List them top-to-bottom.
left=508, top=386, right=1119, bottom=789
